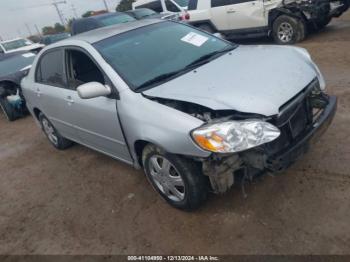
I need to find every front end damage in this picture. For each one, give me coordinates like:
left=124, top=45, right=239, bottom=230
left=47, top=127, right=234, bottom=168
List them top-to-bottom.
left=280, top=0, right=349, bottom=26
left=148, top=79, right=337, bottom=194
left=0, top=80, right=28, bottom=121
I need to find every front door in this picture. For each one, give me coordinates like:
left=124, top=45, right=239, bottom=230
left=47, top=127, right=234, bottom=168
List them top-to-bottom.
left=63, top=48, right=133, bottom=163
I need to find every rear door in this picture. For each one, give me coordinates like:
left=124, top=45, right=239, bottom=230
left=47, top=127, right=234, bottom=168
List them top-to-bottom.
left=210, top=0, right=232, bottom=30
left=225, top=0, right=266, bottom=30
left=34, top=48, right=78, bottom=140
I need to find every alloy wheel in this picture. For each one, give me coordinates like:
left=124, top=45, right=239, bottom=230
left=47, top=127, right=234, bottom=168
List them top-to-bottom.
left=278, top=22, right=294, bottom=43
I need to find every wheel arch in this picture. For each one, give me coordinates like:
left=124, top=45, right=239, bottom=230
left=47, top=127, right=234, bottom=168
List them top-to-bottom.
left=268, top=8, right=306, bottom=29
left=32, top=107, right=42, bottom=120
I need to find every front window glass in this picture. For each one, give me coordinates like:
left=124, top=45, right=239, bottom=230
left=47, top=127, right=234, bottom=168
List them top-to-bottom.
left=98, top=14, right=136, bottom=26
left=94, top=22, right=234, bottom=91
left=2, top=39, right=33, bottom=51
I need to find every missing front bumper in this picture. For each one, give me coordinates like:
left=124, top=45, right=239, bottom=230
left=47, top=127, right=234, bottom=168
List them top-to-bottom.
left=265, top=95, right=337, bottom=172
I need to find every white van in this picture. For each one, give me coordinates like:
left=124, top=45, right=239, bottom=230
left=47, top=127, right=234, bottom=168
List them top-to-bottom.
left=132, top=0, right=188, bottom=13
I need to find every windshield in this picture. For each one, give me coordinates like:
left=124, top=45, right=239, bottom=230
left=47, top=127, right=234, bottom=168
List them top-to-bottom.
left=173, top=0, right=188, bottom=7
left=132, top=9, right=156, bottom=19
left=98, top=14, right=136, bottom=26
left=94, top=21, right=234, bottom=91
left=1, top=39, right=33, bottom=51
left=0, top=53, right=35, bottom=77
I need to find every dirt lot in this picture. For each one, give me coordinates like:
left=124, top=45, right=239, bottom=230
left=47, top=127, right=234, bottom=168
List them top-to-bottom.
left=1, top=12, right=350, bottom=255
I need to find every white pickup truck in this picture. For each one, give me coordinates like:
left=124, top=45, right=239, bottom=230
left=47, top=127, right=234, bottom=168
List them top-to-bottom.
left=183, top=0, right=349, bottom=44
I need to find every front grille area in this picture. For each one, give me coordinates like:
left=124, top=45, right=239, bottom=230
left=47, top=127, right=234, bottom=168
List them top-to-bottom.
left=264, top=79, right=326, bottom=157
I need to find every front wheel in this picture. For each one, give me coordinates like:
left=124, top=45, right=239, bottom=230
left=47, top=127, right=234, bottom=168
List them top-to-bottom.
left=272, top=15, right=306, bottom=44
left=142, top=144, right=208, bottom=211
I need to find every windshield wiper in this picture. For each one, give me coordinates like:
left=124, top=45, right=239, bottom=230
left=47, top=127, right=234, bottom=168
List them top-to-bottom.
left=136, top=46, right=235, bottom=91
left=184, top=46, right=235, bottom=70
left=137, top=70, right=185, bottom=90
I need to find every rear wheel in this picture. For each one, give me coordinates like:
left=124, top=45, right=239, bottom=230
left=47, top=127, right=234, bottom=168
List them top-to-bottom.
left=272, top=15, right=306, bottom=44
left=39, top=113, right=73, bottom=150
left=142, top=144, right=208, bottom=211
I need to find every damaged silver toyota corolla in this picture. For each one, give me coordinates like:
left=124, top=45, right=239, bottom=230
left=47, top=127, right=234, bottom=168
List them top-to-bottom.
left=22, top=19, right=337, bottom=210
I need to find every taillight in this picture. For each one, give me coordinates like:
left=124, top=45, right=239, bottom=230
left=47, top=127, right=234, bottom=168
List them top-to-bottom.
left=180, top=12, right=190, bottom=21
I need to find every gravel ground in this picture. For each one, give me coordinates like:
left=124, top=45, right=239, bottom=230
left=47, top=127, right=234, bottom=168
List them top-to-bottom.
left=0, top=12, right=349, bottom=255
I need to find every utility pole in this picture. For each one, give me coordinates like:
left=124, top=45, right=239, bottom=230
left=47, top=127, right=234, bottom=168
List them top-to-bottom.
left=102, top=0, right=109, bottom=11
left=53, top=1, right=66, bottom=25
left=71, top=3, right=78, bottom=18
left=25, top=23, right=33, bottom=36
left=35, top=24, right=42, bottom=36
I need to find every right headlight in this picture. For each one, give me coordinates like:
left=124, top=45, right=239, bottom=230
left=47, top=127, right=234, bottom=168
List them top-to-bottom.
left=191, top=120, right=280, bottom=153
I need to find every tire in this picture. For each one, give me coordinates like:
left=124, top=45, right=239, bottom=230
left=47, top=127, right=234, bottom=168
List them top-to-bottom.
left=272, top=15, right=306, bottom=44
left=198, top=24, right=215, bottom=34
left=0, top=97, right=16, bottom=121
left=39, top=113, right=73, bottom=150
left=142, top=144, right=208, bottom=211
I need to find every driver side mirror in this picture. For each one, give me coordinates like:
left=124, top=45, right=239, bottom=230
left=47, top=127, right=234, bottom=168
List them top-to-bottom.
left=77, top=82, right=111, bottom=99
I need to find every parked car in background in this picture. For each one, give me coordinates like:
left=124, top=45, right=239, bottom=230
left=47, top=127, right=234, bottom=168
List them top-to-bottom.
left=132, top=0, right=188, bottom=13
left=184, top=0, right=350, bottom=44
left=125, top=8, right=177, bottom=20
left=71, top=12, right=136, bottom=35
left=22, top=20, right=336, bottom=210
left=40, top=33, right=71, bottom=45
left=0, top=38, right=44, bottom=54
left=0, top=52, right=36, bottom=121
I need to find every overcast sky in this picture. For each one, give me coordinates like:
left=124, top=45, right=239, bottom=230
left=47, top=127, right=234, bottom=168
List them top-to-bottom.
left=0, top=0, right=122, bottom=40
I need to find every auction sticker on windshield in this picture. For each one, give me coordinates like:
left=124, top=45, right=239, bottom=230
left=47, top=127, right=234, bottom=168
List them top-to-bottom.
left=181, top=32, right=208, bottom=47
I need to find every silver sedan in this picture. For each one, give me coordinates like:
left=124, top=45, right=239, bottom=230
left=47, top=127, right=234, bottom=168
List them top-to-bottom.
left=22, top=19, right=336, bottom=210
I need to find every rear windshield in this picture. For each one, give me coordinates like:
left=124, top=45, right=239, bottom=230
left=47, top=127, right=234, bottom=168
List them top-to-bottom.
left=98, top=14, right=136, bottom=26
left=94, top=21, right=232, bottom=91
left=0, top=53, right=35, bottom=77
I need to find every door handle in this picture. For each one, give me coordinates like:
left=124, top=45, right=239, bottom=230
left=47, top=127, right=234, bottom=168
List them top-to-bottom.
left=227, top=9, right=236, bottom=13
left=34, top=88, right=42, bottom=97
left=65, top=96, right=74, bottom=104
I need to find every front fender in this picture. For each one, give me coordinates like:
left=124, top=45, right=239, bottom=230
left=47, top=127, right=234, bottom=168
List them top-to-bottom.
left=117, top=89, right=211, bottom=165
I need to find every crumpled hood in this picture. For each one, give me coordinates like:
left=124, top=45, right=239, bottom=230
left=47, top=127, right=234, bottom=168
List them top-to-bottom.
left=144, top=45, right=321, bottom=116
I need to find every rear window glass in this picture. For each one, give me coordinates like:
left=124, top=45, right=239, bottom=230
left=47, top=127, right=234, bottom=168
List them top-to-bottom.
left=188, top=0, right=198, bottom=10
left=36, top=50, right=65, bottom=87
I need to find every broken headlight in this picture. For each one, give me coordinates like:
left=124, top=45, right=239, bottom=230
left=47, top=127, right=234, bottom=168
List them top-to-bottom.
left=191, top=120, right=280, bottom=153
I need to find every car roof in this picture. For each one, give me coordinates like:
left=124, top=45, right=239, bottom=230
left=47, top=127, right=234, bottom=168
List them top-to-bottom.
left=65, top=19, right=163, bottom=44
